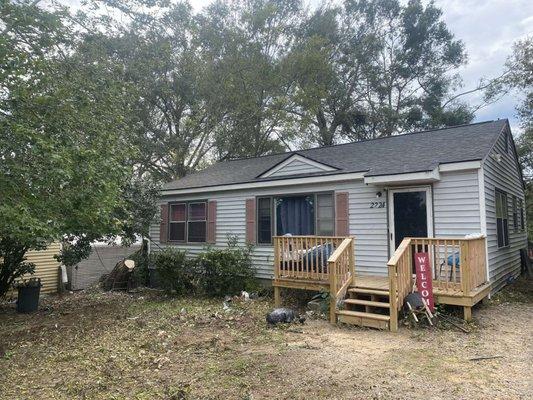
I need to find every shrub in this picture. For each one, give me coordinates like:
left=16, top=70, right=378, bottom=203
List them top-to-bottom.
left=196, top=239, right=256, bottom=297
left=152, top=248, right=195, bottom=295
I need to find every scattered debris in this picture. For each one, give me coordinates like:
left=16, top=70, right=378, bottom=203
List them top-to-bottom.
left=241, top=291, right=250, bottom=301
left=306, top=299, right=322, bottom=313
left=266, top=308, right=305, bottom=325
left=438, top=313, right=471, bottom=333
left=469, top=355, right=503, bottom=362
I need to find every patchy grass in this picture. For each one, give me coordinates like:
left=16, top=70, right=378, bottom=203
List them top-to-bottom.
left=0, top=278, right=532, bottom=399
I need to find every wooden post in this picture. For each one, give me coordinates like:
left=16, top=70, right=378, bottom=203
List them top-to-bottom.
left=273, top=237, right=280, bottom=281
left=349, top=237, right=355, bottom=279
left=460, top=241, right=470, bottom=295
left=329, top=260, right=337, bottom=324
left=388, top=264, right=398, bottom=332
left=274, top=286, right=281, bottom=307
left=463, top=306, right=472, bottom=321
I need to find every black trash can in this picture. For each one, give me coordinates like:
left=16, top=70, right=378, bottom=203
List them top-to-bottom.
left=16, top=279, right=41, bottom=313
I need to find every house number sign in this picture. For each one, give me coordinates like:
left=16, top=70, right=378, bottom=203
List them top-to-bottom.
left=370, top=201, right=386, bottom=208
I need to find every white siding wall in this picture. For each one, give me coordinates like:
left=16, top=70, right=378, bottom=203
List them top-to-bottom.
left=483, top=130, right=527, bottom=292
left=268, top=159, right=329, bottom=177
left=433, top=170, right=481, bottom=236
left=149, top=180, right=390, bottom=279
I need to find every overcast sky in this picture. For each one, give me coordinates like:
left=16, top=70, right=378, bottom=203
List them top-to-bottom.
left=63, top=0, right=533, bottom=133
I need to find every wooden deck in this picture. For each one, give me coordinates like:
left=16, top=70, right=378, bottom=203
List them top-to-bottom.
left=273, top=235, right=491, bottom=331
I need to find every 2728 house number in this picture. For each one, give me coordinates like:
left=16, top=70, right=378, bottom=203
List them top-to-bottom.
left=370, top=201, right=386, bottom=208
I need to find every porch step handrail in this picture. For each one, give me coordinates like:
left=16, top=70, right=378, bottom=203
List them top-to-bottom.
left=327, top=237, right=355, bottom=323
left=387, top=238, right=414, bottom=332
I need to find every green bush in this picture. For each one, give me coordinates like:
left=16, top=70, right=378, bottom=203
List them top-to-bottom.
left=196, top=240, right=256, bottom=297
left=152, top=248, right=195, bottom=295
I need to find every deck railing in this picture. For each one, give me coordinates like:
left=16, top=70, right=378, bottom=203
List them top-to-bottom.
left=273, top=235, right=355, bottom=323
left=273, top=236, right=347, bottom=282
left=387, top=236, right=488, bottom=331
left=327, top=237, right=355, bottom=323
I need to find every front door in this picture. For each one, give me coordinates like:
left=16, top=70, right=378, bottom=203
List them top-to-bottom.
left=388, top=187, right=433, bottom=256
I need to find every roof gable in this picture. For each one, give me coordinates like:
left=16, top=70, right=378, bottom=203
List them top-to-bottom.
left=258, top=154, right=338, bottom=178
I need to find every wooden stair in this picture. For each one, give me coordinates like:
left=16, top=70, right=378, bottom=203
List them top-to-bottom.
left=336, top=279, right=392, bottom=330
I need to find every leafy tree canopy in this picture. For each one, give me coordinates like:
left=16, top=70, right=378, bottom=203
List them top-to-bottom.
left=0, top=0, right=158, bottom=296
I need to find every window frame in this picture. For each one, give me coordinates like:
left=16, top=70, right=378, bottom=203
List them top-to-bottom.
left=495, top=189, right=509, bottom=248
left=255, top=191, right=335, bottom=245
left=256, top=196, right=274, bottom=245
left=512, top=196, right=518, bottom=232
left=519, top=198, right=525, bottom=231
left=167, top=200, right=208, bottom=243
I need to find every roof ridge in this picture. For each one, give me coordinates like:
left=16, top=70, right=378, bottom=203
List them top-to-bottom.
left=221, top=119, right=505, bottom=163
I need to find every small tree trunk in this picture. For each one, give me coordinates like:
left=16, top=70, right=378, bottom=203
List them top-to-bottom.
left=0, top=238, right=34, bottom=298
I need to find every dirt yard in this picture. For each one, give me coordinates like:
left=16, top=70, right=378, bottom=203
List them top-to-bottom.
left=1, top=278, right=531, bottom=400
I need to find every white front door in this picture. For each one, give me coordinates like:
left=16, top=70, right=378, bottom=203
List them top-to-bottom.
left=388, top=186, right=434, bottom=257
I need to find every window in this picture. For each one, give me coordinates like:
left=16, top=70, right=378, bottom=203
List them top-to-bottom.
left=495, top=190, right=509, bottom=248
left=256, top=192, right=334, bottom=244
left=316, top=193, right=334, bottom=235
left=276, top=195, right=315, bottom=236
left=512, top=196, right=518, bottom=232
left=257, top=197, right=272, bottom=244
left=520, top=199, right=525, bottom=231
left=168, top=201, right=207, bottom=242
left=188, top=202, right=207, bottom=242
left=169, top=203, right=186, bottom=241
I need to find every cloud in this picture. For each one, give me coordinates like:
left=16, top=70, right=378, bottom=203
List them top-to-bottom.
left=434, top=0, right=533, bottom=130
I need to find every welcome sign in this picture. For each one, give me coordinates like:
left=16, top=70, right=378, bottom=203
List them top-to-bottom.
left=414, top=252, right=435, bottom=312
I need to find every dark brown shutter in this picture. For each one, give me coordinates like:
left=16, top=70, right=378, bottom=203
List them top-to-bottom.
left=335, top=192, right=349, bottom=236
left=245, top=198, right=256, bottom=244
left=207, top=200, right=217, bottom=244
left=160, top=204, right=169, bottom=243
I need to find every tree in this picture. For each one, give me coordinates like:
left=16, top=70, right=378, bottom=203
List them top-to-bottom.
left=0, top=0, right=157, bottom=297
left=197, top=0, right=303, bottom=158
left=288, top=0, right=473, bottom=145
left=505, top=38, right=532, bottom=239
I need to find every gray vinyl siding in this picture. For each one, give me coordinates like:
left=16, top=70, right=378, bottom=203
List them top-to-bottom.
left=483, top=128, right=527, bottom=292
left=267, top=159, right=329, bottom=177
left=151, top=162, right=520, bottom=286
left=433, top=170, right=481, bottom=236
left=150, top=180, right=389, bottom=280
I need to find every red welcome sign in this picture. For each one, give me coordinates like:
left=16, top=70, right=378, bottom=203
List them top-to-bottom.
left=414, top=252, right=435, bottom=312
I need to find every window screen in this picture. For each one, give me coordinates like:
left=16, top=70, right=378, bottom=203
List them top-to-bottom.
left=496, top=190, right=509, bottom=248
left=316, top=193, right=334, bottom=235
left=257, top=197, right=272, bottom=244
left=169, top=203, right=186, bottom=241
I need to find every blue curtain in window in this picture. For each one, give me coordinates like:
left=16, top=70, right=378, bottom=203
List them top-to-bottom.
left=276, top=196, right=314, bottom=235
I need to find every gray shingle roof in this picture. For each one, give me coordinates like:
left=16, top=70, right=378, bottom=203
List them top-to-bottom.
left=163, top=120, right=507, bottom=191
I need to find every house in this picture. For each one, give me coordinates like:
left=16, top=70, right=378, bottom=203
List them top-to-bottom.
left=150, top=119, right=528, bottom=331
left=17, top=242, right=63, bottom=296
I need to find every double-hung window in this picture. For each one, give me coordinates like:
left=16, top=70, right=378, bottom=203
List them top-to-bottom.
left=495, top=190, right=509, bottom=248
left=256, top=192, right=335, bottom=244
left=512, top=196, right=518, bottom=232
left=520, top=199, right=525, bottom=231
left=168, top=201, right=207, bottom=242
